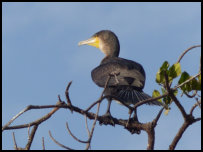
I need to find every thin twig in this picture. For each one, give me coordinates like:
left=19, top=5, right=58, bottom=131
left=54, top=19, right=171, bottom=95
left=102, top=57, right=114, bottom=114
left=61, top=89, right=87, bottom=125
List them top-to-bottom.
left=177, top=45, right=201, bottom=63
left=85, top=74, right=112, bottom=112
left=85, top=75, right=112, bottom=149
left=85, top=75, right=135, bottom=113
left=65, top=76, right=110, bottom=149
left=65, top=81, right=73, bottom=113
left=184, top=90, right=198, bottom=98
left=133, top=93, right=167, bottom=109
left=195, top=97, right=201, bottom=109
left=190, top=100, right=201, bottom=115
left=3, top=102, right=64, bottom=130
left=85, top=102, right=101, bottom=150
left=2, top=106, right=33, bottom=131
left=153, top=107, right=164, bottom=125
left=84, top=115, right=90, bottom=137
left=66, top=122, right=88, bottom=143
left=25, top=125, right=38, bottom=150
left=27, top=125, right=30, bottom=139
left=49, top=130, right=74, bottom=150
left=12, top=132, right=18, bottom=150
left=42, top=137, right=45, bottom=150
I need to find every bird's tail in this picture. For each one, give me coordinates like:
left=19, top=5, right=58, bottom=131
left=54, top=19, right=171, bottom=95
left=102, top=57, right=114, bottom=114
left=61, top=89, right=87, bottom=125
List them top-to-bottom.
left=107, top=87, right=163, bottom=106
left=134, top=90, right=163, bottom=106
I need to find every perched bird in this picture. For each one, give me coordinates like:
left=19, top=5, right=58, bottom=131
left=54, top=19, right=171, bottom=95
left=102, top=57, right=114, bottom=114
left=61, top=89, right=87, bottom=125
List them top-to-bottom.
left=78, top=30, right=162, bottom=122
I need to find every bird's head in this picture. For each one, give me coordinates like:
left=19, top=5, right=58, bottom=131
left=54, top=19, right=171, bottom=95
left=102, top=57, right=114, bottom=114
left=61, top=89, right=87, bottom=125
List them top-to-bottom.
left=78, top=30, right=120, bottom=57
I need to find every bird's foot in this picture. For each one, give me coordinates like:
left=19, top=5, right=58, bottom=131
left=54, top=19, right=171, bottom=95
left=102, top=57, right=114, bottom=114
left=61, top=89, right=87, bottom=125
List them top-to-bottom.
left=99, top=112, right=115, bottom=126
left=125, top=112, right=141, bottom=134
left=125, top=122, right=141, bottom=134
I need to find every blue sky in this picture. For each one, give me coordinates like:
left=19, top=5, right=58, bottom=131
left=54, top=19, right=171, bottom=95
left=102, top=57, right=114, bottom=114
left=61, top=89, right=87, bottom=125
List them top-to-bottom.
left=2, top=2, right=201, bottom=150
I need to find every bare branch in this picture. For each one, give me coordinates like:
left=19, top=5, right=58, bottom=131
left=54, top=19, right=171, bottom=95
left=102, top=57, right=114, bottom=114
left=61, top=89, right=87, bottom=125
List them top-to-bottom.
left=177, top=45, right=201, bottom=63
left=3, top=46, right=201, bottom=150
left=163, top=68, right=201, bottom=150
left=85, top=75, right=113, bottom=112
left=65, top=76, right=107, bottom=149
left=65, top=81, right=73, bottom=113
left=184, top=90, right=198, bottom=98
left=133, top=93, right=167, bottom=109
left=85, top=95, right=107, bottom=112
left=195, top=97, right=201, bottom=109
left=190, top=100, right=201, bottom=115
left=3, top=101, right=64, bottom=130
left=85, top=102, right=101, bottom=150
left=2, top=105, right=33, bottom=131
left=146, top=108, right=164, bottom=150
left=153, top=108, right=164, bottom=125
left=84, top=115, right=91, bottom=137
left=169, top=116, right=201, bottom=150
left=65, top=122, right=88, bottom=143
left=146, top=124, right=155, bottom=150
left=25, top=125, right=38, bottom=150
left=49, top=130, right=74, bottom=150
left=12, top=132, right=18, bottom=150
left=42, top=137, right=45, bottom=150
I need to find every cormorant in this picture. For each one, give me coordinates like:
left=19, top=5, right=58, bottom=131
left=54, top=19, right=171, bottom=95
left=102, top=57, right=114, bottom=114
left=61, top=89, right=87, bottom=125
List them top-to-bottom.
left=78, top=30, right=162, bottom=121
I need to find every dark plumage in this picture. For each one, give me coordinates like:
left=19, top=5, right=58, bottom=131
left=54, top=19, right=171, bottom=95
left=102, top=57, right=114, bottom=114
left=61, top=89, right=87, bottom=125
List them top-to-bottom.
left=78, top=30, right=162, bottom=120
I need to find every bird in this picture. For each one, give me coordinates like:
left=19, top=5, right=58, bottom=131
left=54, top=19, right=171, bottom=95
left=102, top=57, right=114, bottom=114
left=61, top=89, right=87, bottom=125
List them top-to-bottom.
left=78, top=30, right=162, bottom=123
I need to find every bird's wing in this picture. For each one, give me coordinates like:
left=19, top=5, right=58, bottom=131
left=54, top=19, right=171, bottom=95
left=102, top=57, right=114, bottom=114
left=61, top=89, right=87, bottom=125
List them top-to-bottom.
left=91, top=57, right=146, bottom=89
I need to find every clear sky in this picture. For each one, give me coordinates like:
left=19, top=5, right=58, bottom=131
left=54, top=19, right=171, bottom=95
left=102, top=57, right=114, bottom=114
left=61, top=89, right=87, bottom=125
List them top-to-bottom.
left=2, top=2, right=201, bottom=150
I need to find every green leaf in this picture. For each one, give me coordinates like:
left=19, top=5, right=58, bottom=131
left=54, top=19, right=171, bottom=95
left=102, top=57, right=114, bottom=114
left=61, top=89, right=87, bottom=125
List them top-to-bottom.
left=156, top=61, right=169, bottom=84
left=160, top=61, right=170, bottom=71
left=168, top=63, right=181, bottom=81
left=156, top=70, right=163, bottom=84
left=178, top=72, right=190, bottom=92
left=178, top=72, right=201, bottom=92
left=178, top=72, right=190, bottom=83
left=198, top=74, right=201, bottom=84
left=198, top=74, right=202, bottom=90
left=198, top=74, right=201, bottom=89
left=191, top=78, right=201, bottom=90
left=161, top=87, right=166, bottom=94
left=152, top=90, right=162, bottom=102
left=163, top=95, right=172, bottom=105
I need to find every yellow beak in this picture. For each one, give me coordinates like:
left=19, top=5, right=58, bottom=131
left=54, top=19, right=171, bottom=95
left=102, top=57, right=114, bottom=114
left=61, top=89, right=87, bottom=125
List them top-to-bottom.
left=78, top=36, right=100, bottom=48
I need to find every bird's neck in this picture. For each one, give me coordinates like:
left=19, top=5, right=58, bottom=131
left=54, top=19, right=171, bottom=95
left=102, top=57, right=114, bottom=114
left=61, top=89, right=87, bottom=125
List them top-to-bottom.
left=101, top=47, right=119, bottom=58
left=109, top=49, right=119, bottom=57
left=100, top=55, right=117, bottom=65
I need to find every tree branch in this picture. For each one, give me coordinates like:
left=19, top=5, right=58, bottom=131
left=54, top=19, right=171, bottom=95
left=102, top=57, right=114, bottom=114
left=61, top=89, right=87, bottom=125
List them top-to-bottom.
left=177, top=45, right=201, bottom=63
left=3, top=101, right=65, bottom=130
left=169, top=116, right=201, bottom=150
left=25, top=125, right=38, bottom=150
left=49, top=130, right=74, bottom=150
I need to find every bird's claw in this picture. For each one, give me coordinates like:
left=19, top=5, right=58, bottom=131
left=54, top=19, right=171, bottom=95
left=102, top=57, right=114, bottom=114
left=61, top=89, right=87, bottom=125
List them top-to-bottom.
left=99, top=112, right=115, bottom=126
